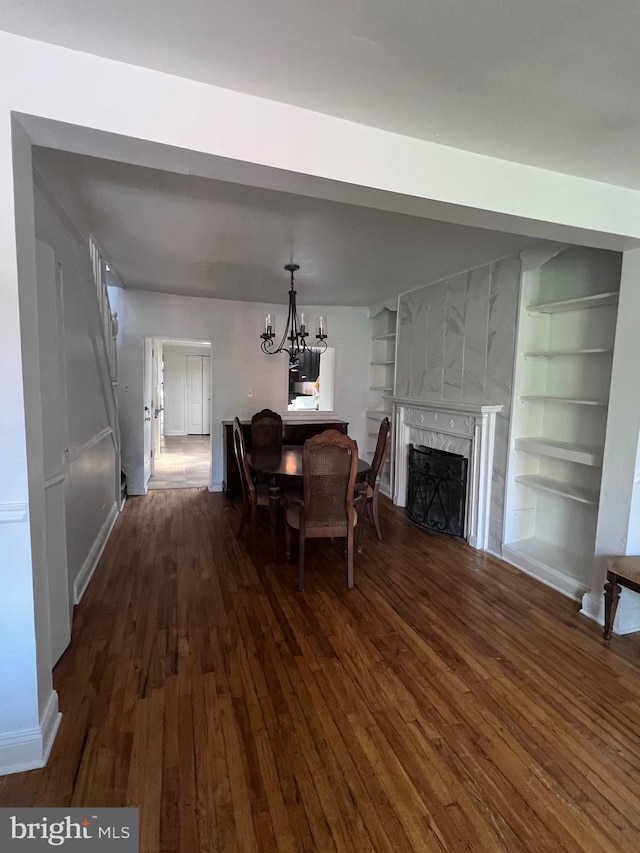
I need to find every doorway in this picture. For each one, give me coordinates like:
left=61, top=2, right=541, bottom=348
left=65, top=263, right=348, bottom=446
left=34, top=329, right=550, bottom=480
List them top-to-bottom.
left=145, top=338, right=212, bottom=490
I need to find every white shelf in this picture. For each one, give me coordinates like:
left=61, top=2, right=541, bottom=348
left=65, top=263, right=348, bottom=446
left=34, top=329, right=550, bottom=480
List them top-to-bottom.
left=527, top=291, right=619, bottom=314
left=373, top=332, right=396, bottom=340
left=523, top=347, right=613, bottom=359
left=370, top=360, right=395, bottom=365
left=369, top=385, right=393, bottom=392
left=521, top=395, right=608, bottom=407
left=366, top=410, right=388, bottom=419
left=515, top=437, right=603, bottom=467
left=514, top=474, right=599, bottom=505
left=503, top=538, right=586, bottom=580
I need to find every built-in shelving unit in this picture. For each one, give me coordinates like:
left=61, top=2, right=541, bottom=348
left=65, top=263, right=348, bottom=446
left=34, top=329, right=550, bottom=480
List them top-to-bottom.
left=502, top=246, right=622, bottom=601
left=367, top=302, right=398, bottom=497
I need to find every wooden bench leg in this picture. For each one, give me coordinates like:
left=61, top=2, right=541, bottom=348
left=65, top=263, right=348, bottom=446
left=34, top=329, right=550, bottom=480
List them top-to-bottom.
left=603, top=572, right=621, bottom=640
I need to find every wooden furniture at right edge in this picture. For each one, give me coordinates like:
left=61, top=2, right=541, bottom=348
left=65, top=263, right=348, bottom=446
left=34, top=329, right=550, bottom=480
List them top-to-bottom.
left=502, top=246, right=622, bottom=601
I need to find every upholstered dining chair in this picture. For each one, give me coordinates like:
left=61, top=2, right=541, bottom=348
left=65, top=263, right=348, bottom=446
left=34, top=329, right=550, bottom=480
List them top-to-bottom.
left=250, top=408, right=283, bottom=450
left=364, top=416, right=391, bottom=540
left=232, top=417, right=270, bottom=542
left=284, top=429, right=359, bottom=591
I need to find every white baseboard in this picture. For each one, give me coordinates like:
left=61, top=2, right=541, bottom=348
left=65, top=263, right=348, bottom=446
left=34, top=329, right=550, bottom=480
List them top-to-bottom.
left=164, top=430, right=187, bottom=436
left=208, top=482, right=223, bottom=493
left=73, top=501, right=119, bottom=604
left=501, top=544, right=587, bottom=602
left=581, top=588, right=640, bottom=634
left=0, top=691, right=61, bottom=776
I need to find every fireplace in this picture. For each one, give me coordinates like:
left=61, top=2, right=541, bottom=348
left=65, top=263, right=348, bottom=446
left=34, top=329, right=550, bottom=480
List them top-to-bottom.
left=390, top=398, right=503, bottom=551
left=407, top=445, right=468, bottom=537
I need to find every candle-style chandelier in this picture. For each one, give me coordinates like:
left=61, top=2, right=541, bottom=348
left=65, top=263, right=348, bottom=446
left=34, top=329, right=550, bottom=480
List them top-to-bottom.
left=261, top=263, right=327, bottom=364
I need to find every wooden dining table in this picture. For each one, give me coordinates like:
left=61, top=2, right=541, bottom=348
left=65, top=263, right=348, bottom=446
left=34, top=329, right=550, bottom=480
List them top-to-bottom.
left=247, top=444, right=371, bottom=557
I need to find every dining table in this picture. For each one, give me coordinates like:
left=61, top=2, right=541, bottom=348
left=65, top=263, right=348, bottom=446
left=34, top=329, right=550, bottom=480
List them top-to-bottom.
left=247, top=444, right=371, bottom=557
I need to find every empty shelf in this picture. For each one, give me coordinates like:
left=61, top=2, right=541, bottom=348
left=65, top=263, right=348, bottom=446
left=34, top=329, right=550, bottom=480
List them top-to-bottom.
left=527, top=292, right=619, bottom=314
left=373, top=332, right=396, bottom=340
left=523, top=347, right=613, bottom=359
left=370, top=360, right=395, bottom=365
left=369, top=386, right=393, bottom=392
left=521, top=395, right=608, bottom=407
left=515, top=437, right=603, bottom=467
left=514, top=474, right=599, bottom=505
left=502, top=538, right=586, bottom=579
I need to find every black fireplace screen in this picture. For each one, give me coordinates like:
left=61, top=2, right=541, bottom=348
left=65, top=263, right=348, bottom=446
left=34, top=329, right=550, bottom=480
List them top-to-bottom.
left=406, top=445, right=468, bottom=538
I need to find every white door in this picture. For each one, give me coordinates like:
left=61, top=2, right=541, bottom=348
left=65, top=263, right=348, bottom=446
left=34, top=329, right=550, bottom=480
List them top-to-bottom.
left=36, top=240, right=71, bottom=665
left=143, top=338, right=154, bottom=486
left=151, top=341, right=163, bottom=472
left=187, top=355, right=211, bottom=434
left=202, top=355, right=211, bottom=434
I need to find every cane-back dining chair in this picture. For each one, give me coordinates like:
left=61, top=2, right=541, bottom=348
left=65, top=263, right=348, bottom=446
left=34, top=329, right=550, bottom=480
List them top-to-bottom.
left=250, top=408, right=283, bottom=450
left=365, top=416, right=390, bottom=540
left=232, top=417, right=270, bottom=541
left=284, top=429, right=359, bottom=591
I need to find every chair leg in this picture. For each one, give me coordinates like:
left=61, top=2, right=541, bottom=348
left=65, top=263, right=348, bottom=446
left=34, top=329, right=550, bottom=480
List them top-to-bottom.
left=371, top=494, right=382, bottom=540
left=238, top=497, right=249, bottom=537
left=356, top=509, right=364, bottom=554
left=285, top=520, right=292, bottom=558
left=346, top=528, right=354, bottom=589
left=298, top=533, right=305, bottom=591
left=604, top=573, right=621, bottom=640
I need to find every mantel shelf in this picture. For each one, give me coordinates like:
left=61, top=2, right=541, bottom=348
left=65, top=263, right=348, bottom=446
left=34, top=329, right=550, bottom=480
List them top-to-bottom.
left=527, top=291, right=619, bottom=314
left=373, top=332, right=396, bottom=340
left=523, top=347, right=613, bottom=359
left=370, top=360, right=395, bottom=365
left=370, top=385, right=393, bottom=392
left=521, top=395, right=608, bottom=407
left=515, top=437, right=603, bottom=467
left=515, top=474, right=599, bottom=506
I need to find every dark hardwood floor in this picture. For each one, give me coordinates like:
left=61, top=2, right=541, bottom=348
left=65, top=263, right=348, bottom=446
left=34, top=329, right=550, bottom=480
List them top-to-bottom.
left=2, top=489, right=640, bottom=852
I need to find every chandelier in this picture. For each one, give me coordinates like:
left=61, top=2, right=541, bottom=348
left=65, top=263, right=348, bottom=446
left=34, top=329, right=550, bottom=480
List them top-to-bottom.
left=261, top=263, right=327, bottom=364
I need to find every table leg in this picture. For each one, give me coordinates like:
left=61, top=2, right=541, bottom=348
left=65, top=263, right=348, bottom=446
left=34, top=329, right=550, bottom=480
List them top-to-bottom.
left=268, top=483, right=281, bottom=561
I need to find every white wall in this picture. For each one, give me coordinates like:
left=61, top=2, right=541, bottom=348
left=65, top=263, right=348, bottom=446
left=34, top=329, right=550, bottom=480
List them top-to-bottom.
left=34, top=179, right=119, bottom=601
left=585, top=247, right=640, bottom=629
left=110, top=288, right=370, bottom=494
left=162, top=343, right=211, bottom=435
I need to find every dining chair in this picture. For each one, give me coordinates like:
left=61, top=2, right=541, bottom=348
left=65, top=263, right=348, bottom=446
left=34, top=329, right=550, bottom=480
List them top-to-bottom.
left=250, top=408, right=283, bottom=450
left=232, top=416, right=270, bottom=542
left=364, top=416, right=391, bottom=540
left=284, top=429, right=359, bottom=591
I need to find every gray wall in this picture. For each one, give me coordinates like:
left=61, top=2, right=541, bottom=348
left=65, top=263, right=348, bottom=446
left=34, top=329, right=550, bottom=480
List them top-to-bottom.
left=34, top=179, right=118, bottom=595
left=395, top=255, right=521, bottom=553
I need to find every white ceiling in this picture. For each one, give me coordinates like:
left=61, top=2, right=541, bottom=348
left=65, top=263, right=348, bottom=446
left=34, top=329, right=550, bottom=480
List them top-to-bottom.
left=3, top=1, right=640, bottom=189
left=16, top=2, right=633, bottom=305
left=34, top=148, right=538, bottom=306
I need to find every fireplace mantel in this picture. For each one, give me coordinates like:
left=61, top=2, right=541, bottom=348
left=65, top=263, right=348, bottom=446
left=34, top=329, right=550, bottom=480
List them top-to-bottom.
left=389, top=397, right=503, bottom=551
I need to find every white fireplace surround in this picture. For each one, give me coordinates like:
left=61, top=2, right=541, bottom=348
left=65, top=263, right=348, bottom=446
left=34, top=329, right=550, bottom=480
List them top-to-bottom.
left=390, top=397, right=503, bottom=550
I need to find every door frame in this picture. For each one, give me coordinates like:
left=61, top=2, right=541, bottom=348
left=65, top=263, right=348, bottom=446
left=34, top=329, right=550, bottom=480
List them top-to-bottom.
left=142, top=336, right=213, bottom=490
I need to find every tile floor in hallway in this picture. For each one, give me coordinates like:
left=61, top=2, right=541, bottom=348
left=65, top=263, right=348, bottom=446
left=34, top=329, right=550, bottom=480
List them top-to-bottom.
left=147, top=434, right=210, bottom=489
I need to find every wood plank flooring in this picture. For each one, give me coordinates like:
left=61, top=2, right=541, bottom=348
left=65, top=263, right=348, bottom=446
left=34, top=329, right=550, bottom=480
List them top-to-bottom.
left=2, top=489, right=640, bottom=852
